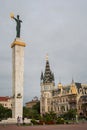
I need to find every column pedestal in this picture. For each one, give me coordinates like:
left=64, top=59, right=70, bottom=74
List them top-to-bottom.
left=11, top=38, right=26, bottom=119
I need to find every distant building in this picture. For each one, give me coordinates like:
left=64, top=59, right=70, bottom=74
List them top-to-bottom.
left=40, top=56, right=87, bottom=117
left=0, top=96, right=12, bottom=109
left=25, top=96, right=39, bottom=108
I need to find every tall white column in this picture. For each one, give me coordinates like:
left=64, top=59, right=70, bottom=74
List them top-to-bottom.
left=11, top=38, right=26, bottom=119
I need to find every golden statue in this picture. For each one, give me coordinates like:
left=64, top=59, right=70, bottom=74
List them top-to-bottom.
left=10, top=13, right=22, bottom=38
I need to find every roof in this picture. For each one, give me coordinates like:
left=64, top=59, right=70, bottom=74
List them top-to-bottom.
left=43, top=60, right=54, bottom=83
left=75, top=82, right=82, bottom=89
left=0, top=96, right=10, bottom=101
left=26, top=100, right=39, bottom=104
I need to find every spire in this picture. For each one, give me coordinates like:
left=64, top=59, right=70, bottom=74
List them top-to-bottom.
left=46, top=53, right=48, bottom=61
left=43, top=55, right=55, bottom=84
left=72, top=77, right=74, bottom=84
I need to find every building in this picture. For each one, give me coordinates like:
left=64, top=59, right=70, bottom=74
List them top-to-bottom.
left=40, top=56, right=87, bottom=117
left=0, top=96, right=12, bottom=109
left=25, top=96, right=39, bottom=108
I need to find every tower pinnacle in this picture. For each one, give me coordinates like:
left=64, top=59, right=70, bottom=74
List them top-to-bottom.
left=46, top=54, right=48, bottom=61
left=41, top=55, right=55, bottom=84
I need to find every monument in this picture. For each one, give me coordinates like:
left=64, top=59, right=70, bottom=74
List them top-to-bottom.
left=10, top=13, right=26, bottom=120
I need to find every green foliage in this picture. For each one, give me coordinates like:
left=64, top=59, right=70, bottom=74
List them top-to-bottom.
left=23, top=101, right=40, bottom=120
left=32, top=102, right=40, bottom=113
left=0, top=104, right=12, bottom=120
left=23, top=107, right=30, bottom=118
left=62, top=109, right=77, bottom=120
left=41, top=111, right=57, bottom=124
left=56, top=117, right=64, bottom=124
left=31, top=119, right=39, bottom=125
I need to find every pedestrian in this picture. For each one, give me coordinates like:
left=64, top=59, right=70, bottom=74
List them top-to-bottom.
left=17, top=116, right=20, bottom=126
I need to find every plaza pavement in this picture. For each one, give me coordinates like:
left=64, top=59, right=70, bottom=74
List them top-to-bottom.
left=0, top=123, right=87, bottom=130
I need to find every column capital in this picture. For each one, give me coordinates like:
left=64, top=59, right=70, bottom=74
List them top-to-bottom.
left=11, top=38, right=26, bottom=48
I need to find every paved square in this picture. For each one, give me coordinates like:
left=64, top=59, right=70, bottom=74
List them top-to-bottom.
left=0, top=123, right=87, bottom=130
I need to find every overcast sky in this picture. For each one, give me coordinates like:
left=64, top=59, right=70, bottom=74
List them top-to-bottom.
left=0, top=0, right=87, bottom=104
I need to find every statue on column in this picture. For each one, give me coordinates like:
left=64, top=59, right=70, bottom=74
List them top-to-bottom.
left=10, top=13, right=22, bottom=38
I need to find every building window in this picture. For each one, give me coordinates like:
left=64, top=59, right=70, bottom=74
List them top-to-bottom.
left=79, top=88, right=82, bottom=93
left=67, top=106, right=68, bottom=111
left=58, top=107, right=59, bottom=111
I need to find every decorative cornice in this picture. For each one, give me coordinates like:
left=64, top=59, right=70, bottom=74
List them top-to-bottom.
left=11, top=38, right=26, bottom=48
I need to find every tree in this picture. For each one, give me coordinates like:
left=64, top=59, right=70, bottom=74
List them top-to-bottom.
left=32, top=101, right=40, bottom=113
left=23, top=102, right=40, bottom=120
left=0, top=104, right=12, bottom=120
left=23, top=106, right=30, bottom=118
left=62, top=109, right=77, bottom=120
left=42, top=111, right=57, bottom=124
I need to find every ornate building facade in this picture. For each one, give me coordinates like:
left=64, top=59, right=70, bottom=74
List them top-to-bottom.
left=40, top=57, right=87, bottom=117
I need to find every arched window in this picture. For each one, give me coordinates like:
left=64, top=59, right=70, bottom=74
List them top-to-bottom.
left=79, top=88, right=82, bottom=93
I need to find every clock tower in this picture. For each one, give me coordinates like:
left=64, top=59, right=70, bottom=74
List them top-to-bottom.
left=40, top=55, right=55, bottom=115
